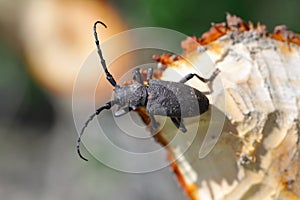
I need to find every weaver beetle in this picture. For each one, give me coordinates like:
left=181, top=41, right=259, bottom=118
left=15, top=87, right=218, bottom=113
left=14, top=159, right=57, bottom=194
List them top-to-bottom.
left=77, top=21, right=220, bottom=161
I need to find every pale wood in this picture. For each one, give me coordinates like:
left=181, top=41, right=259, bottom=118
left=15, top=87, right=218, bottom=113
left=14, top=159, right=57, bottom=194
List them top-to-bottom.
left=152, top=17, right=300, bottom=200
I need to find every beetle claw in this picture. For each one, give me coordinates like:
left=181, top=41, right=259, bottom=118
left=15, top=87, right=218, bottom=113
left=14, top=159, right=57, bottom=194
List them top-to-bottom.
left=179, top=126, right=187, bottom=133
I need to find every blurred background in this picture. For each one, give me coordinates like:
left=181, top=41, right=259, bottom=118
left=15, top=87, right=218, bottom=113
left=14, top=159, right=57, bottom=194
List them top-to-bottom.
left=0, top=0, right=299, bottom=199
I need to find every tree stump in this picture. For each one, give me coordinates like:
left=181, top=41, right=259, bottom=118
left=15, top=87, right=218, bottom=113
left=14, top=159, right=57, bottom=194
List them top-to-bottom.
left=138, top=14, right=300, bottom=200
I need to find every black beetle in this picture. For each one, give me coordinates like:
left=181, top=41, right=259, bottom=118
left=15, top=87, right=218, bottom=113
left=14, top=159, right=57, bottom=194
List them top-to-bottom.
left=77, top=21, right=220, bottom=161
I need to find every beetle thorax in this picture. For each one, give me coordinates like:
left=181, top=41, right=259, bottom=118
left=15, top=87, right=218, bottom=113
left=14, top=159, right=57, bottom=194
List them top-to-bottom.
left=113, top=82, right=148, bottom=108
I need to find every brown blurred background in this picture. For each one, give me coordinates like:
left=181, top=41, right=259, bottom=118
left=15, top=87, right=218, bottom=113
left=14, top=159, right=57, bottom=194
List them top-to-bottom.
left=0, top=0, right=299, bottom=199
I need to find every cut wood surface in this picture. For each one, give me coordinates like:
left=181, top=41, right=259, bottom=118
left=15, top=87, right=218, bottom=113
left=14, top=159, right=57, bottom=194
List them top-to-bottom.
left=139, top=14, right=300, bottom=200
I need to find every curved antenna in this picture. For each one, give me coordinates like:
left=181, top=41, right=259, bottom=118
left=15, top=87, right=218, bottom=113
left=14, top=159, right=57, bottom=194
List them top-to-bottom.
left=94, top=21, right=117, bottom=87
left=77, top=101, right=114, bottom=161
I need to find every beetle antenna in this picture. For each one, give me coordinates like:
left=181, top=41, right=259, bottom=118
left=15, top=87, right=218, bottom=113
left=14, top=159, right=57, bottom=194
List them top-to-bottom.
left=94, top=21, right=117, bottom=87
left=77, top=101, right=114, bottom=161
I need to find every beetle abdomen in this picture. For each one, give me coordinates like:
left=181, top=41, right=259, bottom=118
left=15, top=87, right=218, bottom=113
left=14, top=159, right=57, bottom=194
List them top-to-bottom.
left=146, top=80, right=209, bottom=117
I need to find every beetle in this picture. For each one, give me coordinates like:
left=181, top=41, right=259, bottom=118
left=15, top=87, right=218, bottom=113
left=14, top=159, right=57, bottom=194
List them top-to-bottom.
left=77, top=21, right=220, bottom=161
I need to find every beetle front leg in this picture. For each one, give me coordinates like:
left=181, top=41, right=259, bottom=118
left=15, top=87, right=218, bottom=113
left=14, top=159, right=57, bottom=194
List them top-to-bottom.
left=147, top=67, right=153, bottom=84
left=133, top=68, right=143, bottom=84
left=114, top=106, right=133, bottom=117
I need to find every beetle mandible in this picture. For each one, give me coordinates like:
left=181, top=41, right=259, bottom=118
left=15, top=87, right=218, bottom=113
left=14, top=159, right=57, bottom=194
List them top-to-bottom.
left=76, top=21, right=221, bottom=161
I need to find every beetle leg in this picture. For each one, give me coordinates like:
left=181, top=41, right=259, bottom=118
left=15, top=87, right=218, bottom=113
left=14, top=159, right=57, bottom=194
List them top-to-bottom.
left=147, top=67, right=153, bottom=84
left=133, top=68, right=143, bottom=84
left=180, top=68, right=220, bottom=94
left=180, top=68, right=220, bottom=83
left=203, top=68, right=221, bottom=94
left=208, top=68, right=221, bottom=82
left=179, top=73, right=208, bottom=83
left=114, top=106, right=133, bottom=117
left=149, top=114, right=160, bottom=134
left=170, top=117, right=187, bottom=133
